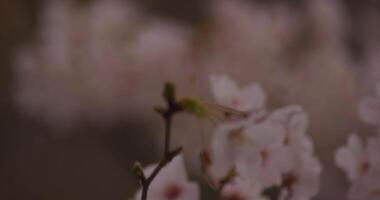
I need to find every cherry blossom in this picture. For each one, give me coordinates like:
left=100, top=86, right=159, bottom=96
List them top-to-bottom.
left=210, top=74, right=266, bottom=112
left=206, top=75, right=321, bottom=200
left=210, top=76, right=322, bottom=200
left=270, top=105, right=313, bottom=154
left=271, top=106, right=321, bottom=200
left=207, top=112, right=287, bottom=186
left=241, top=119, right=291, bottom=188
left=335, top=134, right=370, bottom=181
left=336, top=134, right=380, bottom=200
left=336, top=134, right=380, bottom=178
left=134, top=155, right=199, bottom=200
left=279, top=155, right=322, bottom=200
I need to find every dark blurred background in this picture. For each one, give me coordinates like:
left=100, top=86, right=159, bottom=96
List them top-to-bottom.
left=1, top=0, right=380, bottom=199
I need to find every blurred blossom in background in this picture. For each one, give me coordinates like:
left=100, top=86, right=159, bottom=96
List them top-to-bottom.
left=2, top=0, right=380, bottom=199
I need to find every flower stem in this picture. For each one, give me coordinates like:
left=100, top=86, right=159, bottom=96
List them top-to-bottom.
left=137, top=84, right=183, bottom=200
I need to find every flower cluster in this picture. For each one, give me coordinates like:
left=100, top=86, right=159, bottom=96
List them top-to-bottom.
left=134, top=75, right=322, bottom=200
left=204, top=75, right=321, bottom=200
left=335, top=83, right=380, bottom=200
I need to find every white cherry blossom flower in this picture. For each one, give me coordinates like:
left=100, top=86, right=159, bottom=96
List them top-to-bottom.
left=210, top=74, right=266, bottom=112
left=270, top=105, right=313, bottom=154
left=268, top=106, right=321, bottom=200
left=207, top=111, right=299, bottom=189
left=208, top=115, right=287, bottom=187
left=207, top=118, right=261, bottom=182
left=241, top=119, right=291, bottom=188
left=335, top=134, right=369, bottom=181
left=336, top=134, right=380, bottom=200
left=336, top=134, right=380, bottom=179
left=280, top=154, right=322, bottom=200
left=134, top=155, right=199, bottom=200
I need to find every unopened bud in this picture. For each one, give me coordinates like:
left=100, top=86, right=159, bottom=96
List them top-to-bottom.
left=163, top=82, right=176, bottom=103
left=133, top=161, right=144, bottom=179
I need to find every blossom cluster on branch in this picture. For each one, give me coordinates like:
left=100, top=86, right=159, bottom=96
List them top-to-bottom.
left=133, top=75, right=322, bottom=200
left=205, top=75, right=321, bottom=200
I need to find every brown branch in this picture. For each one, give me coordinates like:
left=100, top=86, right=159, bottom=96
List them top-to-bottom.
left=136, top=83, right=183, bottom=200
left=139, top=147, right=182, bottom=200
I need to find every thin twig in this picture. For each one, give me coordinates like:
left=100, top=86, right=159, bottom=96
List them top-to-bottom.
left=138, top=94, right=182, bottom=200
left=164, top=115, right=172, bottom=156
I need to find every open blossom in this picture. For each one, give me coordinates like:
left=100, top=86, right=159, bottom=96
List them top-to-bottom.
left=210, top=74, right=266, bottom=112
left=206, top=75, right=321, bottom=200
left=270, top=106, right=321, bottom=200
left=208, top=114, right=289, bottom=188
left=241, top=118, right=292, bottom=188
left=335, top=134, right=370, bottom=181
left=336, top=134, right=380, bottom=200
left=336, top=134, right=380, bottom=180
left=279, top=154, right=322, bottom=200
left=134, top=155, right=199, bottom=200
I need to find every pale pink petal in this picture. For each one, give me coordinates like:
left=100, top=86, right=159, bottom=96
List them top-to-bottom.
left=210, top=74, right=240, bottom=107
left=240, top=83, right=266, bottom=111
left=358, top=97, right=380, bottom=125
left=335, top=134, right=365, bottom=181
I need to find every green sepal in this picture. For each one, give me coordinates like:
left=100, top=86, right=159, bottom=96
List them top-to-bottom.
left=179, top=97, right=207, bottom=118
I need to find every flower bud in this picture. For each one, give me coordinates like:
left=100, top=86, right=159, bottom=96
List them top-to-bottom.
left=163, top=82, right=176, bottom=103
left=133, top=161, right=145, bottom=180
